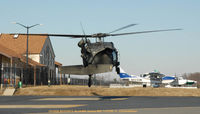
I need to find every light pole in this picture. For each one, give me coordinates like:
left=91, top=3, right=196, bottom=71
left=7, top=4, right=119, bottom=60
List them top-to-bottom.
left=12, top=22, right=42, bottom=85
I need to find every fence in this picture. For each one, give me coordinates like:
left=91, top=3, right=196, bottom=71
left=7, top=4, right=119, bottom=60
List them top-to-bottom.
left=0, top=66, right=56, bottom=88
left=0, top=66, right=113, bottom=88
left=68, top=78, right=111, bottom=86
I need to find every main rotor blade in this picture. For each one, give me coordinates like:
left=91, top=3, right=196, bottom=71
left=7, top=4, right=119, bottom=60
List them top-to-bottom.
left=109, top=24, right=138, bottom=33
left=10, top=28, right=181, bottom=38
left=109, top=29, right=182, bottom=36
left=10, top=33, right=92, bottom=38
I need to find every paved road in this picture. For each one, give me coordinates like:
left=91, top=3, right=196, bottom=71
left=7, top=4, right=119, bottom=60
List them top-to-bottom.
left=0, top=96, right=199, bottom=114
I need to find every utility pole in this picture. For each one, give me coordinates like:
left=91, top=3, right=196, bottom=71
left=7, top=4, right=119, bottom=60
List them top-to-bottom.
left=12, top=22, right=42, bottom=85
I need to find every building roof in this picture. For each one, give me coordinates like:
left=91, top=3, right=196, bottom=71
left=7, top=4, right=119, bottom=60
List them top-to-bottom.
left=0, top=33, right=61, bottom=67
left=0, top=34, right=48, bottom=55
left=0, top=34, right=48, bottom=67
left=0, top=43, right=45, bottom=66
left=0, top=44, right=20, bottom=58
left=20, top=56, right=45, bottom=67
left=55, top=61, right=62, bottom=67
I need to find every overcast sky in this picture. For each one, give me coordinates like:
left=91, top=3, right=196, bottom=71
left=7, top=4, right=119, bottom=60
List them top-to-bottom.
left=0, top=0, right=199, bottom=78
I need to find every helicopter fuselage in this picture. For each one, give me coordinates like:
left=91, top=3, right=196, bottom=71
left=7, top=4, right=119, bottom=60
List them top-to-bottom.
left=78, top=40, right=120, bottom=73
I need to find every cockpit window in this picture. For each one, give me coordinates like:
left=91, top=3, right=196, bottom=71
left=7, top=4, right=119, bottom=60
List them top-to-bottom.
left=112, top=51, right=117, bottom=61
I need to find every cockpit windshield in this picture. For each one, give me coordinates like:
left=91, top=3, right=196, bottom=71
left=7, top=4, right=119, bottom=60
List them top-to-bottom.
left=112, top=51, right=117, bottom=61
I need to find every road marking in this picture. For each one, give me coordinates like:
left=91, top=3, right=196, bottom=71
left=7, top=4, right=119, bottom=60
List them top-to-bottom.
left=35, top=97, right=128, bottom=101
left=35, top=98, right=100, bottom=101
left=111, top=98, right=128, bottom=100
left=0, top=104, right=85, bottom=108
left=138, top=106, right=200, bottom=110
left=49, top=109, right=138, bottom=113
left=118, top=109, right=138, bottom=112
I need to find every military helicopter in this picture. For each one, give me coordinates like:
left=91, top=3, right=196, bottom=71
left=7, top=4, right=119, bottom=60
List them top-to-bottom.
left=12, top=24, right=181, bottom=87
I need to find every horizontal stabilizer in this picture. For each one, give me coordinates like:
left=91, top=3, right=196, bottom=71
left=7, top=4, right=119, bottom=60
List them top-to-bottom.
left=59, top=64, right=113, bottom=75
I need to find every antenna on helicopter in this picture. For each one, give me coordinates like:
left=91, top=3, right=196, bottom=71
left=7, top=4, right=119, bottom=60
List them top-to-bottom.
left=79, top=22, right=91, bottom=46
left=80, top=22, right=87, bottom=40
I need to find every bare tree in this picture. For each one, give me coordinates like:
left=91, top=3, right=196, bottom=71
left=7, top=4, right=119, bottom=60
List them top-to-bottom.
left=187, top=72, right=200, bottom=88
left=182, top=73, right=188, bottom=79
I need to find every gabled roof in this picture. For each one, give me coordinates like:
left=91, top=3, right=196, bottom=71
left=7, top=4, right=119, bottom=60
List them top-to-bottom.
left=0, top=34, right=48, bottom=55
left=0, top=43, right=45, bottom=66
left=0, top=44, right=20, bottom=58
left=20, top=56, right=45, bottom=67
left=55, top=61, right=62, bottom=67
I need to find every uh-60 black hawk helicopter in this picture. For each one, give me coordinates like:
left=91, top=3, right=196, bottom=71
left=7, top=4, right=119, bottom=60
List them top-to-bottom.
left=13, top=24, right=181, bottom=87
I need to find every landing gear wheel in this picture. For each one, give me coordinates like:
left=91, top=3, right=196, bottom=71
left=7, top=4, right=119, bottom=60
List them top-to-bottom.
left=88, top=75, right=92, bottom=87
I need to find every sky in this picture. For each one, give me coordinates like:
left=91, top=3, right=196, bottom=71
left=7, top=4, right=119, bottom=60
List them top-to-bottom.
left=0, top=0, right=200, bottom=78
